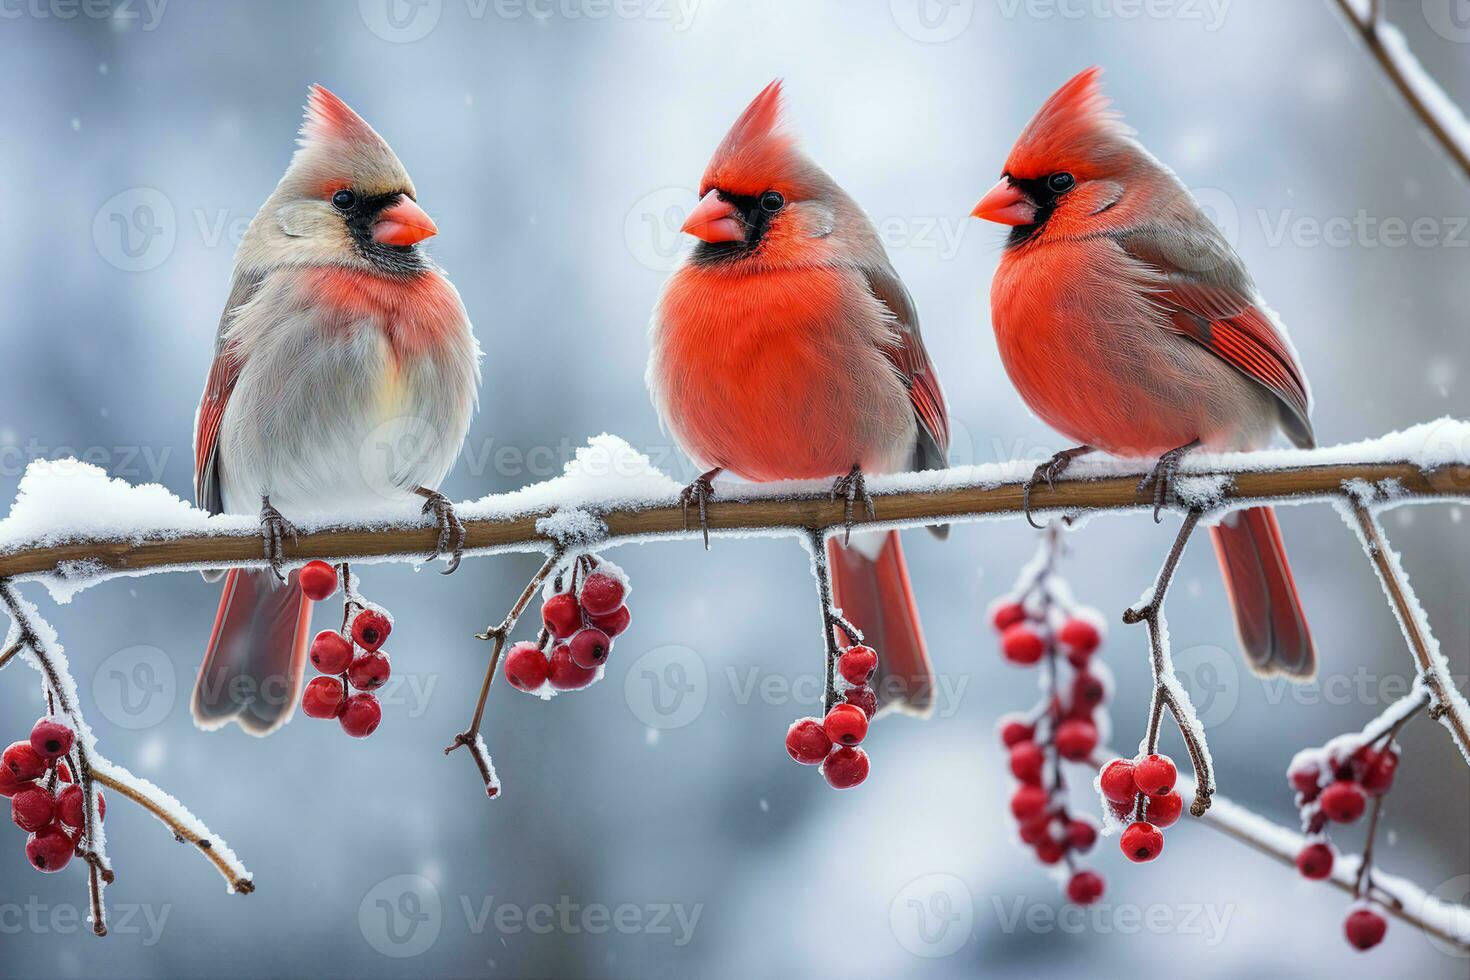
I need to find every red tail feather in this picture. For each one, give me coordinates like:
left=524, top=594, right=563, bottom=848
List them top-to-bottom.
left=1211, top=506, right=1315, bottom=678
left=827, top=531, right=934, bottom=717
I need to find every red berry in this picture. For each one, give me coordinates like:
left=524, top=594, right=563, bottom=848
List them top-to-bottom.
left=298, top=560, right=338, bottom=601
left=578, top=572, right=626, bottom=617
left=541, top=593, right=581, bottom=639
left=991, top=600, right=1027, bottom=631
left=588, top=604, right=631, bottom=639
left=351, top=610, right=391, bottom=652
left=1059, top=618, right=1101, bottom=657
left=1000, top=624, right=1045, bottom=665
left=568, top=628, right=612, bottom=669
left=309, top=630, right=354, bottom=674
left=503, top=642, right=549, bottom=693
left=547, top=643, right=597, bottom=691
left=837, top=646, right=878, bottom=685
left=347, top=651, right=391, bottom=691
left=1070, top=672, right=1106, bottom=712
left=302, top=676, right=347, bottom=718
left=842, top=686, right=877, bottom=719
left=338, top=692, right=382, bottom=738
left=823, top=703, right=869, bottom=746
left=998, top=716, right=1034, bottom=748
left=785, top=718, right=831, bottom=766
left=29, top=719, right=74, bottom=762
left=1055, top=719, right=1098, bottom=761
left=3, top=741, right=46, bottom=782
left=1009, top=741, right=1045, bottom=784
left=821, top=746, right=869, bottom=789
left=1357, top=747, right=1399, bottom=796
left=1134, top=753, right=1177, bottom=796
left=1099, top=759, right=1138, bottom=804
left=55, top=762, right=71, bottom=784
left=1290, top=763, right=1321, bottom=799
left=0, top=766, right=34, bottom=799
left=1319, top=780, right=1368, bottom=823
left=1011, top=784, right=1050, bottom=821
left=56, top=785, right=105, bottom=829
left=11, top=786, right=56, bottom=833
left=1147, top=790, right=1183, bottom=829
left=1107, top=799, right=1133, bottom=823
left=1018, top=815, right=1053, bottom=845
left=1067, top=817, right=1099, bottom=852
left=1120, top=821, right=1164, bottom=863
left=26, top=826, right=74, bottom=873
left=1034, top=837, right=1066, bottom=864
left=1296, top=842, right=1334, bottom=880
left=1066, top=870, right=1105, bottom=905
left=1344, top=907, right=1387, bottom=951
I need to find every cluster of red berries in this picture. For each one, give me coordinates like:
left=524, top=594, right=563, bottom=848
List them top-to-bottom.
left=504, top=558, right=632, bottom=697
left=298, top=560, right=391, bottom=737
left=990, top=581, right=1110, bottom=904
left=784, top=644, right=878, bottom=790
left=2, top=717, right=101, bottom=874
left=1285, top=734, right=1401, bottom=950
left=1098, top=752, right=1183, bottom=863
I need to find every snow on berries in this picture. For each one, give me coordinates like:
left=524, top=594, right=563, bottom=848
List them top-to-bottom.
left=990, top=533, right=1110, bottom=904
left=505, top=556, right=634, bottom=700
left=299, top=566, right=392, bottom=737
left=781, top=635, right=880, bottom=789
left=837, top=645, right=878, bottom=685
left=5, top=716, right=104, bottom=878
left=1285, top=723, right=1405, bottom=951
left=1096, top=749, right=1184, bottom=861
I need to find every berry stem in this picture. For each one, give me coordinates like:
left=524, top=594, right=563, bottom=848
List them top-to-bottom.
left=1122, top=509, right=1215, bottom=817
left=804, top=529, right=847, bottom=715
left=445, top=548, right=565, bottom=792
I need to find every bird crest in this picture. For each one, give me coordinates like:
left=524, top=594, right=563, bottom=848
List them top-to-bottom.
left=1005, top=67, right=1136, bottom=179
left=700, top=80, right=803, bottom=197
left=288, top=85, right=414, bottom=199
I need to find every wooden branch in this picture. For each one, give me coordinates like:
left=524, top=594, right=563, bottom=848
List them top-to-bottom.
left=1333, top=0, right=1470, bottom=179
left=1, top=457, right=1465, bottom=584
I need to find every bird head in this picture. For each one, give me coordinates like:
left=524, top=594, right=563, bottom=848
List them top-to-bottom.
left=971, top=67, right=1145, bottom=247
left=680, top=80, right=840, bottom=267
left=243, top=85, right=437, bottom=276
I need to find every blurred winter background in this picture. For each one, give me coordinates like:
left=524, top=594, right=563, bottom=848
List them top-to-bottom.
left=0, top=0, right=1468, bottom=976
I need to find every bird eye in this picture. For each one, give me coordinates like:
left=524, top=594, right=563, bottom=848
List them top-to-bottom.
left=1046, top=172, right=1075, bottom=194
left=331, top=189, right=357, bottom=211
left=759, top=191, right=785, bottom=213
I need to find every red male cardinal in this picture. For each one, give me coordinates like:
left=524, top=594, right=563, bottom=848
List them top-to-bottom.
left=974, top=67, right=1315, bottom=677
left=647, top=81, right=950, bottom=715
left=192, top=86, right=481, bottom=734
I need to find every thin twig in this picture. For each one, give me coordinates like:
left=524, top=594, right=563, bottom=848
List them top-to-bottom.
left=1332, top=0, right=1470, bottom=179
left=1345, top=498, right=1470, bottom=762
left=1123, top=509, right=1215, bottom=816
left=806, top=529, right=846, bottom=714
left=0, top=639, right=21, bottom=673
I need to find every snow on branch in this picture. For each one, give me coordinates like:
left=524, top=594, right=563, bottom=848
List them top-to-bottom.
left=1333, top=0, right=1470, bottom=179
left=0, top=422, right=1467, bottom=594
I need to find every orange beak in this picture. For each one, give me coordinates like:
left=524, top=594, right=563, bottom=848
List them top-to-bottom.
left=971, top=178, right=1037, bottom=226
left=681, top=190, right=746, bottom=244
left=372, top=195, right=438, bottom=246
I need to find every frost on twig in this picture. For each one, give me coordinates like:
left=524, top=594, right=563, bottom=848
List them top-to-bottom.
left=1122, top=510, right=1216, bottom=816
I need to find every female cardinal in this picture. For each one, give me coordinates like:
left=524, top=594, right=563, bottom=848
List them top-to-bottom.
left=973, top=67, right=1315, bottom=678
left=647, top=81, right=950, bottom=716
left=192, top=86, right=481, bottom=734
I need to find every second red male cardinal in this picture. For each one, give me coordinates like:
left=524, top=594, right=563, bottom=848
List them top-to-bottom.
left=973, top=67, right=1315, bottom=678
left=647, top=81, right=950, bottom=716
left=192, top=86, right=481, bottom=734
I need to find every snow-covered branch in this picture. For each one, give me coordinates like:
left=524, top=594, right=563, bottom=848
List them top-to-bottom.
left=1333, top=0, right=1470, bottom=179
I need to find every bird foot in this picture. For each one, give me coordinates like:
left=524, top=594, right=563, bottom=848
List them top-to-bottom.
left=1137, top=440, right=1201, bottom=523
left=1022, top=445, right=1093, bottom=529
left=829, top=465, right=876, bottom=546
left=679, top=468, right=721, bottom=550
left=417, top=488, right=466, bottom=574
left=258, top=497, right=298, bottom=584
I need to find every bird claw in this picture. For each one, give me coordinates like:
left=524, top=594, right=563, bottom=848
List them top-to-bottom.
left=1136, top=441, right=1200, bottom=524
left=1022, top=446, right=1092, bottom=529
left=829, top=466, right=875, bottom=546
left=679, top=472, right=719, bottom=550
left=419, top=490, right=466, bottom=574
left=258, top=497, right=298, bottom=584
